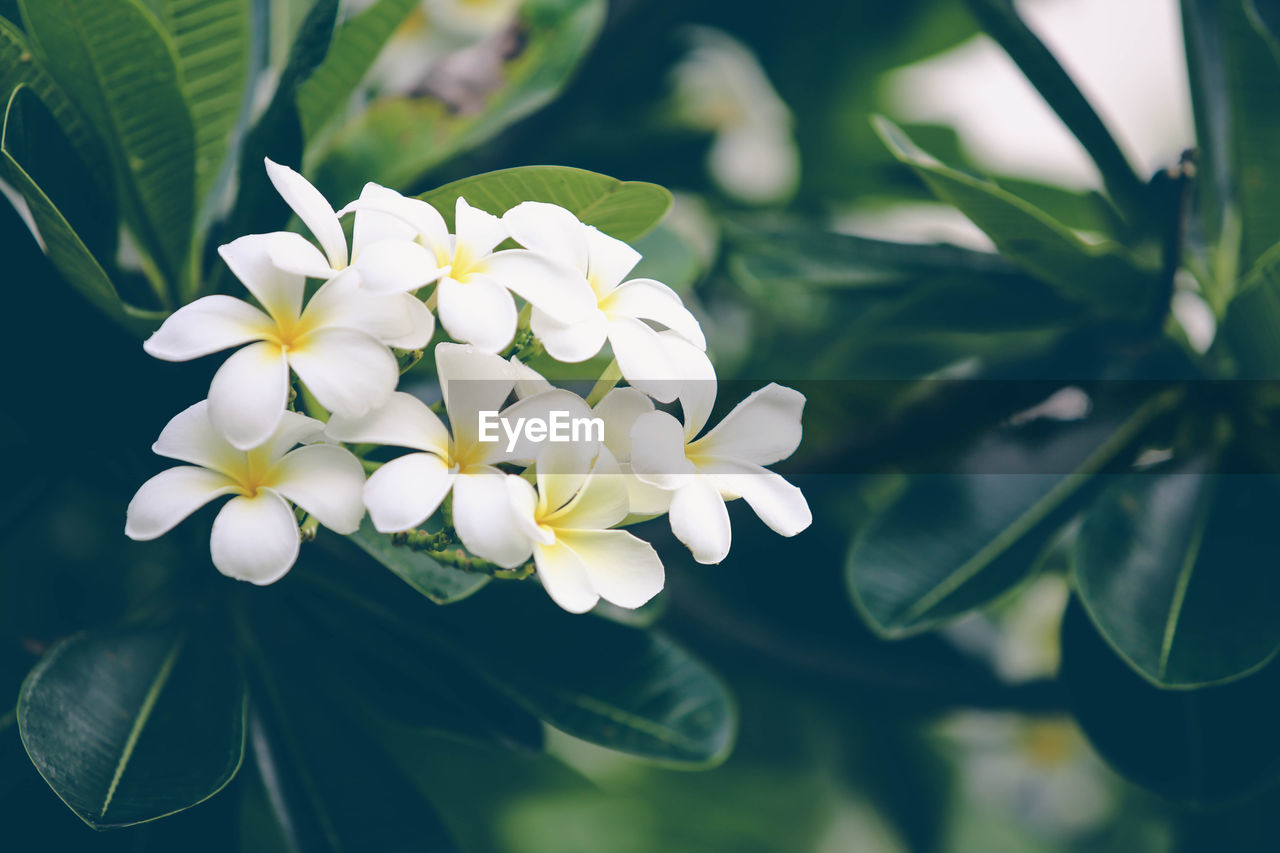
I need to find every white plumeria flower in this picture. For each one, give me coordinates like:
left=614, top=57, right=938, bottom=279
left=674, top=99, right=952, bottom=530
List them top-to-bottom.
left=259, top=159, right=448, bottom=293
left=339, top=193, right=596, bottom=353
left=503, top=201, right=706, bottom=402
left=144, top=236, right=433, bottom=450
left=629, top=336, right=811, bottom=564
left=326, top=343, right=591, bottom=566
left=125, top=401, right=365, bottom=585
left=505, top=441, right=665, bottom=614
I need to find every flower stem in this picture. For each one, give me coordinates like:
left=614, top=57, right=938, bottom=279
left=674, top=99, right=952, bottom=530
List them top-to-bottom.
left=586, top=359, right=621, bottom=406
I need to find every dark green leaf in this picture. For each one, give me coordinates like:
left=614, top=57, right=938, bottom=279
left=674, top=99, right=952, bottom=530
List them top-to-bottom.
left=20, top=0, right=196, bottom=284
left=150, top=0, right=251, bottom=203
left=295, top=0, right=417, bottom=139
left=312, top=0, right=605, bottom=200
left=961, top=0, right=1148, bottom=221
left=1182, top=0, right=1280, bottom=292
left=1, top=87, right=163, bottom=336
left=873, top=116, right=1158, bottom=319
left=419, top=165, right=671, bottom=242
left=1220, top=241, right=1280, bottom=375
left=847, top=391, right=1175, bottom=638
left=1075, top=454, right=1280, bottom=687
left=339, top=519, right=489, bottom=605
left=244, top=599, right=459, bottom=853
left=1062, top=600, right=1280, bottom=805
left=17, top=624, right=246, bottom=829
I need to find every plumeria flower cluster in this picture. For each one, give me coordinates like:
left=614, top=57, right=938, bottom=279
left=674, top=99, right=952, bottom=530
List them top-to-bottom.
left=125, top=160, right=812, bottom=613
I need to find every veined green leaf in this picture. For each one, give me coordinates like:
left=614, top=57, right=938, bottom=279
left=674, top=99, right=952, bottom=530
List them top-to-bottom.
left=20, top=0, right=196, bottom=288
left=149, top=0, right=251, bottom=204
left=296, top=0, right=418, bottom=140
left=312, top=0, right=604, bottom=201
left=1, top=87, right=162, bottom=337
left=873, top=116, right=1158, bottom=319
left=419, top=165, right=671, bottom=241
left=847, top=391, right=1176, bottom=638
left=1075, top=454, right=1280, bottom=688
left=340, top=519, right=489, bottom=605
left=1062, top=601, right=1280, bottom=805
left=17, top=625, right=246, bottom=829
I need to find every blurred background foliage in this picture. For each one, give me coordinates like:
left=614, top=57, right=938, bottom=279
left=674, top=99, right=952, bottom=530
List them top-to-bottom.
left=5, top=0, right=1280, bottom=850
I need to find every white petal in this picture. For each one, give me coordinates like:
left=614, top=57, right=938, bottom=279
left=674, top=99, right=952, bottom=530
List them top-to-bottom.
left=264, top=158, right=348, bottom=269
left=351, top=183, right=418, bottom=257
left=341, top=191, right=450, bottom=258
left=454, top=196, right=506, bottom=258
left=502, top=201, right=589, bottom=273
left=584, top=226, right=641, bottom=294
left=262, top=230, right=335, bottom=279
left=218, top=234, right=306, bottom=324
left=353, top=239, right=446, bottom=293
left=483, top=249, right=596, bottom=323
left=302, top=269, right=434, bottom=348
left=436, top=275, right=518, bottom=353
left=602, top=278, right=705, bottom=349
left=143, top=296, right=272, bottom=361
left=530, top=307, right=609, bottom=363
left=607, top=316, right=681, bottom=403
left=288, top=327, right=398, bottom=418
left=663, top=333, right=718, bottom=440
left=208, top=340, right=290, bottom=451
left=435, top=342, right=517, bottom=449
left=510, top=356, right=552, bottom=399
left=690, top=383, right=805, bottom=466
left=593, top=388, right=654, bottom=463
left=487, top=389, right=595, bottom=466
left=326, top=390, right=451, bottom=454
left=152, top=400, right=242, bottom=474
left=257, top=409, right=329, bottom=465
left=628, top=410, right=695, bottom=490
left=532, top=439, right=600, bottom=518
left=269, top=444, right=366, bottom=534
left=546, top=445, right=629, bottom=531
left=362, top=453, right=455, bottom=532
left=699, top=458, right=811, bottom=537
left=621, top=463, right=673, bottom=516
left=125, top=467, right=239, bottom=541
left=452, top=470, right=532, bottom=568
left=506, top=474, right=554, bottom=546
left=669, top=479, right=731, bottom=564
left=209, top=491, right=301, bottom=585
left=556, top=529, right=664, bottom=609
left=532, top=541, right=598, bottom=614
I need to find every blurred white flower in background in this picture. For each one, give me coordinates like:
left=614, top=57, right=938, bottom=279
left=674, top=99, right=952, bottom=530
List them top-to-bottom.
left=671, top=27, right=800, bottom=205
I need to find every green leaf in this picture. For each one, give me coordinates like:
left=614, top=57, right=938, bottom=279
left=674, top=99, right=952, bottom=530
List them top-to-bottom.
left=20, top=0, right=197, bottom=286
left=149, top=0, right=251, bottom=204
left=214, top=0, right=337, bottom=253
left=295, top=0, right=417, bottom=140
left=312, top=0, right=605, bottom=200
left=961, top=0, right=1148, bottom=222
left=1182, top=0, right=1280, bottom=289
left=0, top=17, right=109, bottom=196
left=1, top=87, right=163, bottom=337
left=873, top=116, right=1158, bottom=319
left=419, top=165, right=671, bottom=242
left=1220, top=240, right=1280, bottom=375
left=847, top=391, right=1175, bottom=638
left=1075, top=454, right=1280, bottom=688
left=339, top=519, right=490, bottom=605
left=306, top=576, right=735, bottom=767
left=244, top=599, right=459, bottom=853
left=1061, top=600, right=1280, bottom=805
left=17, top=624, right=246, bottom=829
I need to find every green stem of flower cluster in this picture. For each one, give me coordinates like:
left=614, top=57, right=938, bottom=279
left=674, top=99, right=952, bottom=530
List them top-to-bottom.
left=395, top=348, right=424, bottom=375
left=586, top=358, right=621, bottom=406
left=391, top=527, right=535, bottom=579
